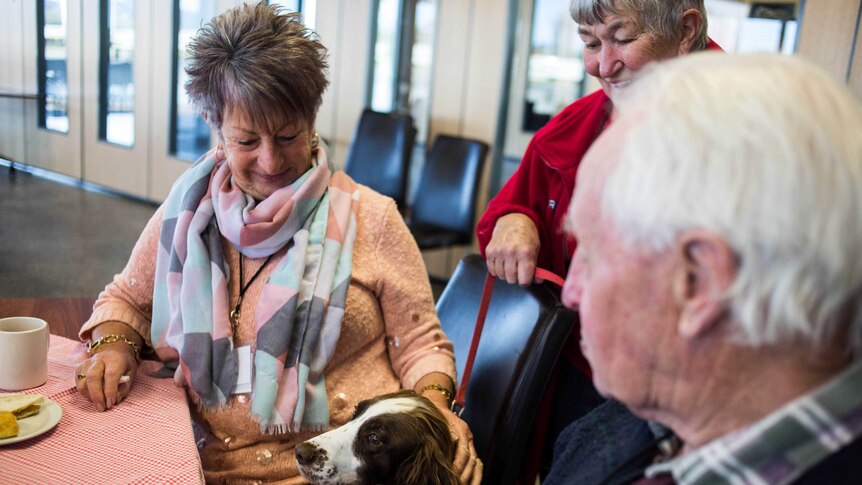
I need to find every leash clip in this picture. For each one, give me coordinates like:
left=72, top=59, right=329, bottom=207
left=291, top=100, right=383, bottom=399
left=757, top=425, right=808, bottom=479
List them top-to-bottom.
left=450, top=400, right=465, bottom=417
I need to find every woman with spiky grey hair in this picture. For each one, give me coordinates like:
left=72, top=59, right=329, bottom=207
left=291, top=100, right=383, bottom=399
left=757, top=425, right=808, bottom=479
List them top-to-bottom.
left=477, top=0, right=720, bottom=481
left=74, top=3, right=480, bottom=483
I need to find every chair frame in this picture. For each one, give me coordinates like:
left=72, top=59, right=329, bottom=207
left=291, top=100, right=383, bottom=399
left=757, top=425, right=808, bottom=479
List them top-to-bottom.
left=437, top=255, right=576, bottom=484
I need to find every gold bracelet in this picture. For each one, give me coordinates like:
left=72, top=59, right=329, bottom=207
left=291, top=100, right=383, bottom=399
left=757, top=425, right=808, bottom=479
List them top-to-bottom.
left=88, top=334, right=142, bottom=364
left=419, top=383, right=453, bottom=405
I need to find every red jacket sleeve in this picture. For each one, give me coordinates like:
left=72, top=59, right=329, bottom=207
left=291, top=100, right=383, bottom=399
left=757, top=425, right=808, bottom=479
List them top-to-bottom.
left=476, top=138, right=548, bottom=257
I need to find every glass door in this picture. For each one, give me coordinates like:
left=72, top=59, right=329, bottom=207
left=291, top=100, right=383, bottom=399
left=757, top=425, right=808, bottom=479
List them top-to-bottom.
left=22, top=0, right=83, bottom=178
left=81, top=0, right=150, bottom=197
left=149, top=0, right=234, bottom=201
left=368, top=0, right=439, bottom=202
left=494, top=0, right=586, bottom=196
left=0, top=1, right=28, bottom=164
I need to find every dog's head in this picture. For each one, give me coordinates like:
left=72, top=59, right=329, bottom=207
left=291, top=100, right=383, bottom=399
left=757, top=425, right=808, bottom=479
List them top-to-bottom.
left=295, top=390, right=459, bottom=485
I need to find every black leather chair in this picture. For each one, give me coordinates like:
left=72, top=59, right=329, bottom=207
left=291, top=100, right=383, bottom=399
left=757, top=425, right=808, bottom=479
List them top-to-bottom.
left=343, top=108, right=416, bottom=209
left=408, top=134, right=489, bottom=250
left=436, top=254, right=577, bottom=485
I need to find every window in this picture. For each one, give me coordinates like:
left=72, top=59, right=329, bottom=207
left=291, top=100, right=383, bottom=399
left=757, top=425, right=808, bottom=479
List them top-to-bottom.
left=37, top=0, right=69, bottom=133
left=99, top=0, right=135, bottom=146
left=169, top=0, right=216, bottom=161
left=268, top=0, right=317, bottom=28
left=269, top=0, right=300, bottom=11
left=368, top=0, right=439, bottom=200
left=369, top=0, right=438, bottom=143
left=369, top=0, right=401, bottom=113
left=406, top=0, right=437, bottom=144
left=495, top=0, right=583, bottom=194
left=522, top=0, right=585, bottom=132
left=705, top=1, right=799, bottom=54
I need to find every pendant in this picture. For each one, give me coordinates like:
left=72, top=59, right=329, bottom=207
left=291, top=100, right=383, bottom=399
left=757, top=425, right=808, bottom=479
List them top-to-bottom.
left=230, top=305, right=241, bottom=335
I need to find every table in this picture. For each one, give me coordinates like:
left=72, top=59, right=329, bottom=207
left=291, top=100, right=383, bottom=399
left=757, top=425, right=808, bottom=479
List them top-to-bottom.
left=0, top=297, right=96, bottom=340
left=0, top=335, right=204, bottom=484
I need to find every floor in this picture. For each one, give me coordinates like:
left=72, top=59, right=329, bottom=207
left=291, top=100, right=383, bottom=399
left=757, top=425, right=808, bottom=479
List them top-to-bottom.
left=0, top=162, right=448, bottom=299
left=0, top=164, right=157, bottom=297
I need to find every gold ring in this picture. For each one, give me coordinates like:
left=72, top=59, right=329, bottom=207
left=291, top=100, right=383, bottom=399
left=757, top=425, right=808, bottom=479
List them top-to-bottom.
left=77, top=373, right=86, bottom=380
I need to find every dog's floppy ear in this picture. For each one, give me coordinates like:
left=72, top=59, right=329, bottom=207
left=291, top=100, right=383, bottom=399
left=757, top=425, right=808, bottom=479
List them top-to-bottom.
left=393, top=436, right=460, bottom=485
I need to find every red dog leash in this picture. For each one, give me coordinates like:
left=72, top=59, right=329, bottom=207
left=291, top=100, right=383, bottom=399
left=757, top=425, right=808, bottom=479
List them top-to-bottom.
left=452, top=268, right=565, bottom=414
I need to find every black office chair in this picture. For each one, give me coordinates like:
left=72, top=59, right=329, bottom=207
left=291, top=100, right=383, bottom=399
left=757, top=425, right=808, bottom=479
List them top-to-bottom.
left=343, top=108, right=416, bottom=209
left=408, top=134, right=489, bottom=250
left=436, top=254, right=577, bottom=485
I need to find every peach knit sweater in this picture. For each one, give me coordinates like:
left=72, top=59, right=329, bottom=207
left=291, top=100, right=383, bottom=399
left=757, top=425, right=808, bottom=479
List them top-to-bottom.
left=80, top=186, right=456, bottom=484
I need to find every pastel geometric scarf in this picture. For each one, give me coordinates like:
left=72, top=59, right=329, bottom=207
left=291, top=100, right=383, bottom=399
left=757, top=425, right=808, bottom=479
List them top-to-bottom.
left=151, top=148, right=358, bottom=432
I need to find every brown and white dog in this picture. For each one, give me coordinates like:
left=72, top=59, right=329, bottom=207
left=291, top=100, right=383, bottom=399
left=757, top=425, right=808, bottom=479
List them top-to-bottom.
left=295, top=390, right=459, bottom=485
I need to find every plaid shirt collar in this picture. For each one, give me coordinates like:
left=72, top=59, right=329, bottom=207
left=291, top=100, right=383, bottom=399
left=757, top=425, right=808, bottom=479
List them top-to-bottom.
left=646, top=362, right=862, bottom=485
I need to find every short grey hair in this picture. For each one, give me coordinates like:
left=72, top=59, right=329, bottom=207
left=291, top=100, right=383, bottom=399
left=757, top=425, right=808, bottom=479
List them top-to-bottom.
left=570, top=0, right=709, bottom=51
left=185, top=1, right=329, bottom=131
left=605, top=52, right=862, bottom=358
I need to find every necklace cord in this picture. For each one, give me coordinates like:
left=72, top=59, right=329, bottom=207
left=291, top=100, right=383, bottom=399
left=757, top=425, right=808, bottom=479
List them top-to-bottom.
left=230, top=254, right=274, bottom=332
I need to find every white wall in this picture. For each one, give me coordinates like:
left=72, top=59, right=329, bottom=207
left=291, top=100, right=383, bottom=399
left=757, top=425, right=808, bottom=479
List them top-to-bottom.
left=0, top=0, right=27, bottom=164
left=315, top=0, right=373, bottom=169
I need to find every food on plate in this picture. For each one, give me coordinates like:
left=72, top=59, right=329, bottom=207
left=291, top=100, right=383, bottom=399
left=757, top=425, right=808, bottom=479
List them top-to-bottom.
left=0, top=393, right=45, bottom=419
left=0, top=411, right=18, bottom=438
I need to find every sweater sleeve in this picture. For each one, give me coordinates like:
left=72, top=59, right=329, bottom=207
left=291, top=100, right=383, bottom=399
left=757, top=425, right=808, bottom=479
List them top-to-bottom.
left=476, top=139, right=546, bottom=257
left=371, top=197, right=457, bottom=390
left=79, top=205, right=165, bottom=348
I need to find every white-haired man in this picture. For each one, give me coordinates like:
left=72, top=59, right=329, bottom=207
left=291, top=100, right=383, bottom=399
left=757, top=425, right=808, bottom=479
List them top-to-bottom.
left=550, top=52, right=862, bottom=485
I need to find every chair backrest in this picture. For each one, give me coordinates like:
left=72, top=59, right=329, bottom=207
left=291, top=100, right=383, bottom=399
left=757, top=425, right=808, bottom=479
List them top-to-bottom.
left=343, top=108, right=416, bottom=208
left=410, top=135, right=489, bottom=239
left=436, top=255, right=576, bottom=485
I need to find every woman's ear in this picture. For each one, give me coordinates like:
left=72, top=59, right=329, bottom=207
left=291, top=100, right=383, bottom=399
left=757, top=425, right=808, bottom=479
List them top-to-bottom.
left=677, top=8, right=703, bottom=55
left=673, top=229, right=737, bottom=339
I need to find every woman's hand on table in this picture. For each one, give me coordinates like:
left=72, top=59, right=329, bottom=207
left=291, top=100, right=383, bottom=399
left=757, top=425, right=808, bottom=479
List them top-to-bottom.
left=485, top=213, right=540, bottom=287
left=76, top=322, right=143, bottom=411
left=76, top=347, right=138, bottom=412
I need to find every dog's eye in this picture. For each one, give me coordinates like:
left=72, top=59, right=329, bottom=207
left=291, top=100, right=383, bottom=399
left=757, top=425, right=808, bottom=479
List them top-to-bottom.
left=366, top=433, right=382, bottom=446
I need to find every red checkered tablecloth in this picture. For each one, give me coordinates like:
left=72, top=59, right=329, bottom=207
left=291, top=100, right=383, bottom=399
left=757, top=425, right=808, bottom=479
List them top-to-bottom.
left=0, top=335, right=204, bottom=484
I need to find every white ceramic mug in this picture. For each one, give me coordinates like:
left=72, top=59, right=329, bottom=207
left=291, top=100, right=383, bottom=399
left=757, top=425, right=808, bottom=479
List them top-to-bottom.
left=0, top=317, right=50, bottom=391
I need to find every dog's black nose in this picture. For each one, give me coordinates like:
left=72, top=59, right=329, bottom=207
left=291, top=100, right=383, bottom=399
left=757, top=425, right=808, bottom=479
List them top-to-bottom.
left=295, top=442, right=320, bottom=466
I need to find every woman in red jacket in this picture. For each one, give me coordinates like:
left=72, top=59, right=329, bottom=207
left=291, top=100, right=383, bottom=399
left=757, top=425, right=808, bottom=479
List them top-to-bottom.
left=476, top=0, right=722, bottom=480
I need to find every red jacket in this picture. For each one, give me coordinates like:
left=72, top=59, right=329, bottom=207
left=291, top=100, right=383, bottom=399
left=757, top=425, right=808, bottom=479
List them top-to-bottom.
left=478, top=39, right=723, bottom=279
left=477, top=89, right=611, bottom=279
left=477, top=90, right=610, bottom=374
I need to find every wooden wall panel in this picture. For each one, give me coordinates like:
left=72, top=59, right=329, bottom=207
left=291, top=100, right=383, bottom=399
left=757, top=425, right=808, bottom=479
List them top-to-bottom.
left=0, top=0, right=27, bottom=163
left=21, top=0, right=83, bottom=178
left=315, top=0, right=372, bottom=168
left=428, top=0, right=471, bottom=140
left=462, top=0, right=506, bottom=145
left=796, top=0, right=861, bottom=83
left=848, top=10, right=862, bottom=99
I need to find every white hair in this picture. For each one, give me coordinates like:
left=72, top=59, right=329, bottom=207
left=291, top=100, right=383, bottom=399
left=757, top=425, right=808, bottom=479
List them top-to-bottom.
left=570, top=0, right=709, bottom=51
left=605, top=52, right=862, bottom=358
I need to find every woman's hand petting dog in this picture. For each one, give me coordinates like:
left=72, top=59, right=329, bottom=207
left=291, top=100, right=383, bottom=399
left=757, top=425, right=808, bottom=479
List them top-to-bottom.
left=417, top=378, right=482, bottom=485
left=436, top=399, right=482, bottom=485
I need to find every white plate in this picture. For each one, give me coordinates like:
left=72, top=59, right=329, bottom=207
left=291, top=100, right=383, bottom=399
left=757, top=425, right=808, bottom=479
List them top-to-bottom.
left=0, top=398, right=63, bottom=446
